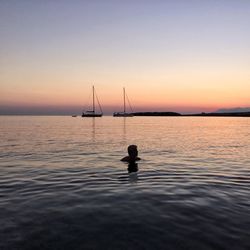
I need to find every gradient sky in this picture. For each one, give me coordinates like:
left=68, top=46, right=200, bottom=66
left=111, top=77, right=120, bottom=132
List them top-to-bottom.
left=0, top=0, right=249, bottom=114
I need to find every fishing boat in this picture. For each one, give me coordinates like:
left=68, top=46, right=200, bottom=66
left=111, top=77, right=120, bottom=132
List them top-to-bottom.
left=82, top=86, right=103, bottom=117
left=113, top=87, right=134, bottom=117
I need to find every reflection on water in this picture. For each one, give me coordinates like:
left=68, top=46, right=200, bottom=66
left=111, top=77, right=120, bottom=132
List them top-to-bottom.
left=0, top=116, right=250, bottom=250
left=91, top=117, right=96, bottom=141
left=122, top=117, right=127, bottom=142
left=128, top=162, right=138, bottom=182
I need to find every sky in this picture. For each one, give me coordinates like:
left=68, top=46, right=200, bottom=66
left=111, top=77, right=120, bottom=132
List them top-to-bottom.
left=0, top=0, right=249, bottom=115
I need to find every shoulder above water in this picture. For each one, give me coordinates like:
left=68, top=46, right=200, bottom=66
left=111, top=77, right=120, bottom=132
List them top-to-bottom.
left=120, top=156, right=141, bottom=162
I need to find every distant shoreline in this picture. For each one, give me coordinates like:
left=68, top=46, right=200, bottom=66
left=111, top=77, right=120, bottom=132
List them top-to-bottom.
left=132, top=111, right=250, bottom=117
left=1, top=112, right=250, bottom=117
left=132, top=112, right=181, bottom=116
left=182, top=112, right=250, bottom=117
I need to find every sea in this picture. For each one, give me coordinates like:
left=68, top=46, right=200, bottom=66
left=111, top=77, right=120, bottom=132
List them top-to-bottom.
left=0, top=116, right=250, bottom=250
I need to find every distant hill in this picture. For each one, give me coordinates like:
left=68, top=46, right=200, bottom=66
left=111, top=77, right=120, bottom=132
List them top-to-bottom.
left=215, top=107, right=250, bottom=113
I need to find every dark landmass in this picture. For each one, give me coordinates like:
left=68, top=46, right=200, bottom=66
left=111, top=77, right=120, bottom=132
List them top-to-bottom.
left=132, top=111, right=250, bottom=117
left=133, top=112, right=181, bottom=116
left=183, top=112, right=250, bottom=117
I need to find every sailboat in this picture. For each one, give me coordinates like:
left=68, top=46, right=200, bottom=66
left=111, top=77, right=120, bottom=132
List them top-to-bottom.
left=82, top=86, right=103, bottom=117
left=113, top=87, right=134, bottom=117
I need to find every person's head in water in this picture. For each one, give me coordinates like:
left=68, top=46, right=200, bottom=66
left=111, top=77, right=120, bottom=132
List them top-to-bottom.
left=121, top=144, right=141, bottom=162
left=128, top=145, right=138, bottom=158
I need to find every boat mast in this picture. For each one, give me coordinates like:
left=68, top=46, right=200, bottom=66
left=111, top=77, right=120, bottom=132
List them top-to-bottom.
left=92, top=85, right=95, bottom=113
left=123, top=87, right=126, bottom=113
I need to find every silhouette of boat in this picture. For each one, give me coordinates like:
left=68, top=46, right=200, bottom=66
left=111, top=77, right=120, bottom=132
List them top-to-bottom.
left=82, top=86, right=103, bottom=117
left=113, top=87, right=133, bottom=117
left=72, top=115, right=77, bottom=117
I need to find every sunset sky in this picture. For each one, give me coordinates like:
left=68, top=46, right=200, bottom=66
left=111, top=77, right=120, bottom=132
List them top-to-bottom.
left=0, top=0, right=249, bottom=114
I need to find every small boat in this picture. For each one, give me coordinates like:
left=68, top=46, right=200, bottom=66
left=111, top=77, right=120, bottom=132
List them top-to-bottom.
left=82, top=86, right=103, bottom=117
left=113, top=87, right=134, bottom=117
left=72, top=115, right=77, bottom=117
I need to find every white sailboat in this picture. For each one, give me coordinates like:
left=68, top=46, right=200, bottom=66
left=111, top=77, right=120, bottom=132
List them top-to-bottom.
left=82, top=86, right=103, bottom=117
left=113, top=87, right=134, bottom=117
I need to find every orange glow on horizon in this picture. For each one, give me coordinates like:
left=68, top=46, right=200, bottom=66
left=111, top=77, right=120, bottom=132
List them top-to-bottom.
left=1, top=67, right=249, bottom=113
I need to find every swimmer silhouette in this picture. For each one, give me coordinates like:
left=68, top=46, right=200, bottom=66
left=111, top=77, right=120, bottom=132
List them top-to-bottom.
left=121, top=145, right=141, bottom=163
left=127, top=162, right=138, bottom=173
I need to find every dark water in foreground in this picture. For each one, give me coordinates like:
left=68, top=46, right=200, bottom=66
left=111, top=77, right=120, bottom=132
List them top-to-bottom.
left=0, top=116, right=250, bottom=250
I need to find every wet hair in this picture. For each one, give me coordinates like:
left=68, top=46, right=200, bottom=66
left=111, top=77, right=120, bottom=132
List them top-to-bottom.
left=128, top=145, right=138, bottom=155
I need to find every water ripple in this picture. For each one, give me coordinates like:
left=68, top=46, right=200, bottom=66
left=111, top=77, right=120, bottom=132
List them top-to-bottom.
left=1, top=116, right=250, bottom=249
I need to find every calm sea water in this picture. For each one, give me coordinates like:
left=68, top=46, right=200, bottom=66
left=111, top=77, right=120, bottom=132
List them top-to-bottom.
left=0, top=116, right=250, bottom=250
